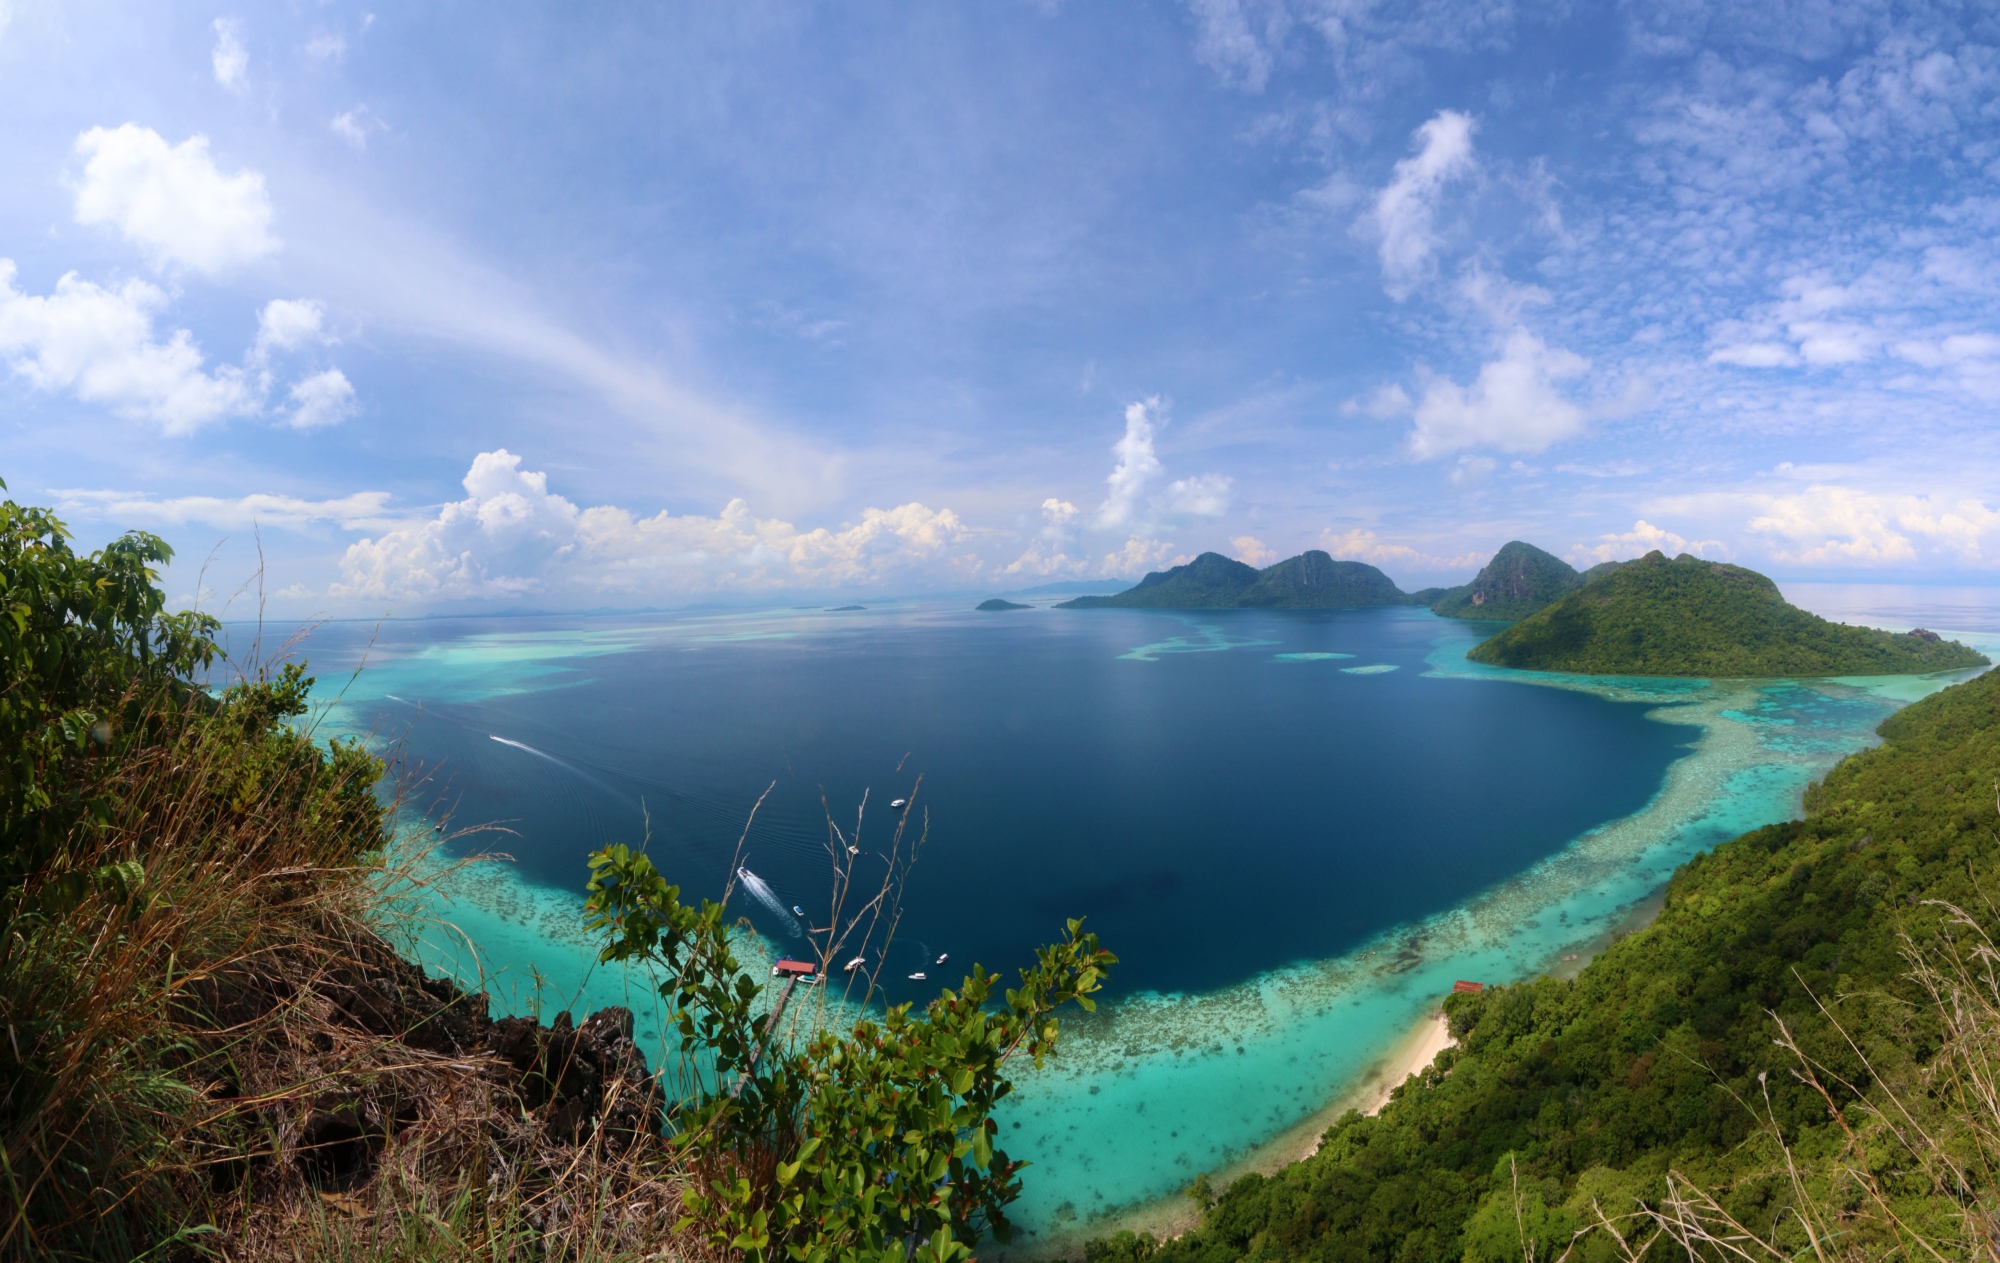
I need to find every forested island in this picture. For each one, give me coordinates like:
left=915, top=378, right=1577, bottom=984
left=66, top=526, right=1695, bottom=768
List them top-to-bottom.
left=1062, top=541, right=1985, bottom=679
left=1470, top=550, right=1987, bottom=676
left=1058, top=551, right=1412, bottom=610
left=977, top=597, right=1031, bottom=610
left=1090, top=657, right=2000, bottom=1262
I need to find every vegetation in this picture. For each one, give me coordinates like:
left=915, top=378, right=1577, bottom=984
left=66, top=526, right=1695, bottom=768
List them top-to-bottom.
left=0, top=487, right=1113, bottom=1262
left=1430, top=541, right=1581, bottom=622
left=1059, top=550, right=1411, bottom=610
left=1470, top=550, right=1987, bottom=676
left=977, top=598, right=1031, bottom=611
left=1088, top=655, right=2000, bottom=1262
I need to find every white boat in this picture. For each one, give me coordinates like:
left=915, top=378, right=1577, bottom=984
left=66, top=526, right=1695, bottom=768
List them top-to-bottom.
left=890, top=798, right=907, bottom=809
left=846, top=845, right=858, bottom=855
left=737, top=866, right=752, bottom=881
left=792, top=905, right=805, bottom=917
left=936, top=953, right=947, bottom=965
left=843, top=956, right=866, bottom=972
left=908, top=971, right=927, bottom=981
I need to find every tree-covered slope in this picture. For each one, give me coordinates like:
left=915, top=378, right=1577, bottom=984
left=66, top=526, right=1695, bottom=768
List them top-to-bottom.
left=1430, top=541, right=1581, bottom=622
left=1468, top=550, right=1987, bottom=676
left=1058, top=551, right=1410, bottom=610
left=1240, top=551, right=1407, bottom=609
left=1091, top=660, right=2000, bottom=1263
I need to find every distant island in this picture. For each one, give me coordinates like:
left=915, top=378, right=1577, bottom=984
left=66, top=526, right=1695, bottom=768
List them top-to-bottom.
left=1056, top=541, right=1987, bottom=679
left=1428, top=541, right=1581, bottom=621
left=1057, top=550, right=1413, bottom=610
left=1469, top=550, right=1987, bottom=676
left=976, top=598, right=1030, bottom=611
left=824, top=605, right=867, bottom=612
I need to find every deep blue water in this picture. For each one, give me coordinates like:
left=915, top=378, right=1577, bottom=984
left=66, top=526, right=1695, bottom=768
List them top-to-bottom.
left=292, top=603, right=1693, bottom=999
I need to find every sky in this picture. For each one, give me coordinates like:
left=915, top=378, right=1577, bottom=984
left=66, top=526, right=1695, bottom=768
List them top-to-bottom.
left=3, top=0, right=2000, bottom=616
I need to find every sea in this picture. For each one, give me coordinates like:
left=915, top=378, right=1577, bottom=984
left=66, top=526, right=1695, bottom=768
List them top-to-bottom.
left=258, top=585, right=2000, bottom=1247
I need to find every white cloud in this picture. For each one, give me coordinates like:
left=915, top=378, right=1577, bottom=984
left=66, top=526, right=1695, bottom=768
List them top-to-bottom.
left=1184, top=0, right=1289, bottom=93
left=211, top=19, right=248, bottom=92
left=306, top=32, right=346, bottom=62
left=330, top=107, right=380, bottom=151
left=1372, top=110, right=1476, bottom=299
left=72, top=125, right=278, bottom=274
left=0, top=260, right=256, bottom=432
left=254, top=298, right=327, bottom=357
left=1408, top=328, right=1589, bottom=457
left=286, top=368, right=355, bottom=429
left=1343, top=383, right=1412, bottom=419
left=1096, top=398, right=1167, bottom=529
left=334, top=450, right=974, bottom=601
left=1166, top=472, right=1232, bottom=516
left=1748, top=486, right=2000, bottom=566
left=53, top=487, right=400, bottom=532
left=1003, top=498, right=1088, bottom=577
left=1570, top=520, right=1726, bottom=565
left=1320, top=528, right=1483, bottom=574
left=1231, top=535, right=1276, bottom=566
left=1101, top=536, right=1184, bottom=578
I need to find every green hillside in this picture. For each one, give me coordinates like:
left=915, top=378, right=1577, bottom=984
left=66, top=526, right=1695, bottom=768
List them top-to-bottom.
left=1430, top=541, right=1581, bottom=621
left=1058, top=550, right=1410, bottom=610
left=1469, top=551, right=1986, bottom=676
left=1091, top=659, right=2000, bottom=1263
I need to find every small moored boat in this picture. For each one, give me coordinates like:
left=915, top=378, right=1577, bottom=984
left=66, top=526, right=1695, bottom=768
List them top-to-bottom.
left=890, top=798, right=907, bottom=809
left=843, top=956, right=866, bottom=973
left=908, top=971, right=926, bottom=981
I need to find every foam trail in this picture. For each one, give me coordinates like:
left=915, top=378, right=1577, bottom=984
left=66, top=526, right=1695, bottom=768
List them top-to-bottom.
left=488, top=735, right=632, bottom=804
left=737, top=866, right=803, bottom=939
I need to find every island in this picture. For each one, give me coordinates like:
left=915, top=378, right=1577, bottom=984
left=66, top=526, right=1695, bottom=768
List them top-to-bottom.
left=1429, top=540, right=1581, bottom=621
left=1057, top=550, right=1414, bottom=610
left=1468, top=550, right=1988, bottom=676
left=975, top=598, right=1031, bottom=611
left=823, top=604, right=867, bottom=612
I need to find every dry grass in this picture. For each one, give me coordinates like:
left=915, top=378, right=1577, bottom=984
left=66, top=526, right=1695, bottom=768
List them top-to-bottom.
left=0, top=666, right=705, bottom=1263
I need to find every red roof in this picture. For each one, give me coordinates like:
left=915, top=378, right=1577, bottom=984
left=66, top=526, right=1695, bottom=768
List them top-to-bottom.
left=773, top=959, right=818, bottom=977
left=1451, top=980, right=1484, bottom=993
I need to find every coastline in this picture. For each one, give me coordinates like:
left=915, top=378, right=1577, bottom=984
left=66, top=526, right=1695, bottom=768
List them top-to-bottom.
left=1021, top=1006, right=1459, bottom=1257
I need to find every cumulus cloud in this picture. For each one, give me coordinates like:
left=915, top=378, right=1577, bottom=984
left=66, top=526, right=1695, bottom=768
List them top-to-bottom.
left=211, top=19, right=248, bottom=92
left=1373, top=110, right=1476, bottom=299
left=72, top=125, right=277, bottom=274
left=0, top=261, right=256, bottom=432
left=254, top=298, right=326, bottom=357
left=1407, top=328, right=1589, bottom=457
left=286, top=368, right=355, bottom=429
left=1092, top=397, right=1232, bottom=530
left=1096, top=398, right=1167, bottom=529
left=335, top=450, right=974, bottom=601
left=1748, top=486, right=2000, bottom=566
left=53, top=487, right=400, bottom=532
left=1003, top=498, right=1090, bottom=577
left=1570, top=520, right=1726, bottom=565
left=1320, top=528, right=1483, bottom=574
left=1101, top=536, right=1186, bottom=578
left=1231, top=536, right=1276, bottom=565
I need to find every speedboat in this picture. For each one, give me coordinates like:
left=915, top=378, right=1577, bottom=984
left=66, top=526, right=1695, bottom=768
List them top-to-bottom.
left=890, top=798, right=907, bottom=809
left=846, top=845, right=858, bottom=855
left=737, top=866, right=752, bottom=882
left=792, top=905, right=805, bottom=917
left=936, top=953, right=947, bottom=965
left=843, top=956, right=866, bottom=972
left=908, top=971, right=927, bottom=981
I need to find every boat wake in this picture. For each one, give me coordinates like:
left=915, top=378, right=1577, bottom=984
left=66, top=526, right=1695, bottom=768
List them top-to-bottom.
left=736, top=866, right=803, bottom=939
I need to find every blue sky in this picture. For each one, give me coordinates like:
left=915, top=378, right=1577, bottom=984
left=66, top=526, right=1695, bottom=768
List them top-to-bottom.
left=4, top=0, right=1999, bottom=614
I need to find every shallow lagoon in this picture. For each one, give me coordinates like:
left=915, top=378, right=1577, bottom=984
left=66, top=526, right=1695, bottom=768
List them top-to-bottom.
left=287, top=601, right=1997, bottom=1246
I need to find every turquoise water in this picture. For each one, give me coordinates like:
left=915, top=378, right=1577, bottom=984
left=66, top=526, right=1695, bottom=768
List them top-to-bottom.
left=279, top=602, right=1998, bottom=1247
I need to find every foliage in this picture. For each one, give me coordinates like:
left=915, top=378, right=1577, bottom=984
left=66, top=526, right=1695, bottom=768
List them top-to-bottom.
left=0, top=487, right=223, bottom=911
left=0, top=493, right=398, bottom=1259
left=1430, top=540, right=1581, bottom=622
left=1059, top=550, right=1412, bottom=610
left=1470, top=550, right=1988, bottom=676
left=976, top=599, right=1031, bottom=611
left=1098, top=660, right=2000, bottom=1261
left=584, top=843, right=1115, bottom=1263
